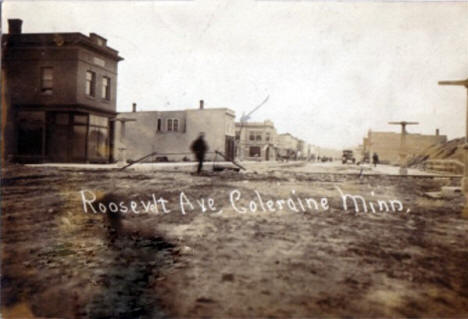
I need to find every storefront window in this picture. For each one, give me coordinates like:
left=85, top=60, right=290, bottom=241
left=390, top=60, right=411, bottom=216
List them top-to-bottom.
left=88, top=127, right=109, bottom=161
left=249, top=146, right=261, bottom=157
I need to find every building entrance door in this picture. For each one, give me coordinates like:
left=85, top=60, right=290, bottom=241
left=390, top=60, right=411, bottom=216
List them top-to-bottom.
left=46, top=113, right=70, bottom=162
left=225, top=136, right=235, bottom=161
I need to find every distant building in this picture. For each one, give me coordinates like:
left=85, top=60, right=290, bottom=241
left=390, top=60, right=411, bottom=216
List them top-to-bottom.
left=2, top=19, right=123, bottom=163
left=117, top=101, right=236, bottom=162
left=235, top=120, right=278, bottom=161
left=363, top=129, right=447, bottom=164
left=277, top=133, right=298, bottom=160
left=296, top=139, right=305, bottom=160
left=304, top=143, right=314, bottom=160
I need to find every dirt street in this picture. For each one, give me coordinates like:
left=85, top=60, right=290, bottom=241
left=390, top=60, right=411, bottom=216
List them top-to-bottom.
left=1, top=162, right=468, bottom=318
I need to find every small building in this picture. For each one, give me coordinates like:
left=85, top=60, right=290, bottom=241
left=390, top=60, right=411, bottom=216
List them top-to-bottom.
left=2, top=19, right=123, bottom=163
left=116, top=101, right=236, bottom=162
left=235, top=120, right=278, bottom=161
left=363, top=129, right=448, bottom=164
left=277, top=133, right=298, bottom=160
left=296, top=139, right=305, bottom=160
left=303, top=142, right=314, bottom=160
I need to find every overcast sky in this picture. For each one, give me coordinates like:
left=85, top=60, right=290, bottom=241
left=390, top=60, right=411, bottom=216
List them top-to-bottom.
left=2, top=0, right=468, bottom=149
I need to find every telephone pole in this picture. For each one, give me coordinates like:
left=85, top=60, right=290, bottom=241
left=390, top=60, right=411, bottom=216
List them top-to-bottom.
left=438, top=78, right=468, bottom=192
left=110, top=117, right=136, bottom=166
left=388, top=121, right=419, bottom=175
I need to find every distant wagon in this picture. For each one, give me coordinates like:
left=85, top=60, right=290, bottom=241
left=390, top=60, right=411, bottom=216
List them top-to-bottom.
left=342, top=150, right=356, bottom=164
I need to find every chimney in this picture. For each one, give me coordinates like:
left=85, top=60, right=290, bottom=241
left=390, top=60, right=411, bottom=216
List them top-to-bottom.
left=8, top=19, right=23, bottom=35
left=89, top=33, right=107, bottom=46
left=199, top=100, right=204, bottom=110
left=132, top=103, right=137, bottom=112
left=436, top=128, right=440, bottom=136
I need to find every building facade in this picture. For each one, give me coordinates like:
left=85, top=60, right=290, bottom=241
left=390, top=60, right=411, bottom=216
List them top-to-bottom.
left=2, top=19, right=123, bottom=163
left=116, top=102, right=236, bottom=162
left=235, top=120, right=278, bottom=161
left=363, top=129, right=448, bottom=164
left=277, top=133, right=298, bottom=160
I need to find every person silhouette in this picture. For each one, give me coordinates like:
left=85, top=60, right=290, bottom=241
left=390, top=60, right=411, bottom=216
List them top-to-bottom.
left=191, top=132, right=208, bottom=174
left=372, top=152, right=379, bottom=167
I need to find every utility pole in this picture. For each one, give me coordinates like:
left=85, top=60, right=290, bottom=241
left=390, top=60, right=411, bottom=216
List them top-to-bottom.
left=438, top=78, right=468, bottom=193
left=238, top=95, right=269, bottom=161
left=110, top=117, right=136, bottom=166
left=388, top=121, right=419, bottom=175
left=368, top=129, right=373, bottom=165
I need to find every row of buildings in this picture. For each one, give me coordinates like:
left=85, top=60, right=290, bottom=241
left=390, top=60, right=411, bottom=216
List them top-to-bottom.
left=1, top=19, right=312, bottom=164
left=117, top=102, right=313, bottom=163
left=235, top=120, right=312, bottom=161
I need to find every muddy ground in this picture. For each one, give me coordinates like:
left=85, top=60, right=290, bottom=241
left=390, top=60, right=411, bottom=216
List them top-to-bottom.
left=1, top=163, right=468, bottom=318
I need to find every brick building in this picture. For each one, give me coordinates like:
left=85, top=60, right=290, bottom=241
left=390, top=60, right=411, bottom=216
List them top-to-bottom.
left=2, top=19, right=123, bottom=163
left=116, top=101, right=236, bottom=162
left=235, top=120, right=278, bottom=161
left=363, top=129, right=447, bottom=164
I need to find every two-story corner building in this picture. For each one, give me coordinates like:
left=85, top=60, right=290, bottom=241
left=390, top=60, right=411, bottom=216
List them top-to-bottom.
left=2, top=19, right=123, bottom=163
left=116, top=101, right=236, bottom=162
left=235, top=120, right=278, bottom=161
left=277, top=133, right=299, bottom=160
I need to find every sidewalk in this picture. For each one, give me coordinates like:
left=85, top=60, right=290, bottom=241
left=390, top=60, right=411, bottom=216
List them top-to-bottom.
left=26, top=161, right=235, bottom=171
left=287, top=161, right=461, bottom=177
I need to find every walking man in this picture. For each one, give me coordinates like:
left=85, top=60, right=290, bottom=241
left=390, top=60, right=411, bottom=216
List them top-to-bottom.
left=191, top=132, right=208, bottom=174
left=372, top=152, right=379, bottom=167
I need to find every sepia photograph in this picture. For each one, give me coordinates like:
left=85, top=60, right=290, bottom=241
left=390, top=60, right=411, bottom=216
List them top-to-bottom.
left=1, top=0, right=468, bottom=317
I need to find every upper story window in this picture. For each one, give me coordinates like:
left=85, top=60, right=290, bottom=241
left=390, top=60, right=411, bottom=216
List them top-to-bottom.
left=41, top=67, right=53, bottom=95
left=86, top=71, right=96, bottom=97
left=102, top=77, right=111, bottom=100
left=167, top=119, right=179, bottom=132
left=249, top=130, right=263, bottom=141
left=255, top=131, right=262, bottom=141
left=266, top=133, right=271, bottom=142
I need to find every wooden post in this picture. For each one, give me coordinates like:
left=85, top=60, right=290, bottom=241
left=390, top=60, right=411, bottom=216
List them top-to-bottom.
left=439, top=78, right=468, bottom=217
left=439, top=79, right=468, bottom=191
left=110, top=117, right=136, bottom=166
left=388, top=121, right=419, bottom=175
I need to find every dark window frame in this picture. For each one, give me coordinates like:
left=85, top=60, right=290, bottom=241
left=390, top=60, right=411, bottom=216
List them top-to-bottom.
left=41, top=67, right=53, bottom=95
left=86, top=71, right=96, bottom=97
left=102, top=76, right=111, bottom=100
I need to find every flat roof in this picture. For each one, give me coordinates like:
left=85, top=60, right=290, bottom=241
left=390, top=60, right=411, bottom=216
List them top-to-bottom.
left=3, top=32, right=123, bottom=61
left=119, top=107, right=235, bottom=115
